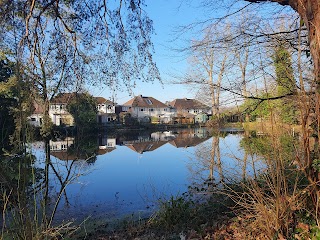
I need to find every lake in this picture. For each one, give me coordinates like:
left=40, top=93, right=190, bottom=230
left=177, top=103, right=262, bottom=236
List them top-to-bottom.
left=28, top=127, right=264, bottom=223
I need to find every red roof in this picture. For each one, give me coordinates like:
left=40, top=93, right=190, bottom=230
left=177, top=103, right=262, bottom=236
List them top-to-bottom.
left=51, top=93, right=76, bottom=104
left=122, top=95, right=167, bottom=108
left=95, top=97, right=114, bottom=105
left=168, top=98, right=209, bottom=110
left=33, top=100, right=45, bottom=114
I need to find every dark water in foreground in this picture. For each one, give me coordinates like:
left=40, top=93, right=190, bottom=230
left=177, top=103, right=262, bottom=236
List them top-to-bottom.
left=28, top=128, right=263, bottom=222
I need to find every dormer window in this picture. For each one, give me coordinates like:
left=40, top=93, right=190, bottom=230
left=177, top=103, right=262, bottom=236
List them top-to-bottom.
left=146, top=99, right=152, bottom=105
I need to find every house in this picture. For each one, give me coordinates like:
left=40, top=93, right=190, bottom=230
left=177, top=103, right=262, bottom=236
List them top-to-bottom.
left=49, top=93, right=75, bottom=126
left=122, top=95, right=171, bottom=123
left=95, top=97, right=117, bottom=123
left=167, top=98, right=210, bottom=115
left=168, top=98, right=210, bottom=124
left=28, top=100, right=44, bottom=127
left=195, top=112, right=209, bottom=124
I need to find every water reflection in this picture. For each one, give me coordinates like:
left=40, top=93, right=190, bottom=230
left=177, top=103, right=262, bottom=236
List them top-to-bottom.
left=3, top=127, right=265, bottom=228
left=49, top=128, right=212, bottom=158
left=188, top=131, right=263, bottom=194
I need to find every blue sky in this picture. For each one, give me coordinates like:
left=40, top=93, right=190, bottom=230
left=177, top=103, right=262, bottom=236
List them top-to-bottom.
left=87, top=1, right=295, bottom=105
left=88, top=1, right=204, bottom=105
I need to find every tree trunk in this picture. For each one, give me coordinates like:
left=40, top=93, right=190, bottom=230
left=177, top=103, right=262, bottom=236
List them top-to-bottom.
left=290, top=0, right=319, bottom=87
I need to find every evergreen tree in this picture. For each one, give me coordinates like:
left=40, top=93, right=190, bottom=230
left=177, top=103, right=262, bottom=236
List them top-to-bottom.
left=273, top=44, right=298, bottom=124
left=67, top=92, right=98, bottom=131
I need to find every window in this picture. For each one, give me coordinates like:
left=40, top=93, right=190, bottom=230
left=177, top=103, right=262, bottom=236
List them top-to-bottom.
left=146, top=99, right=152, bottom=105
left=141, top=108, right=144, bottom=111
left=150, top=108, right=154, bottom=111
left=164, top=108, right=167, bottom=112
left=31, top=118, right=36, bottom=121
left=61, top=144, right=67, bottom=150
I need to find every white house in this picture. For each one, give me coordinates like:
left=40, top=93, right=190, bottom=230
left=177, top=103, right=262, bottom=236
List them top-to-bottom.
left=49, top=93, right=75, bottom=126
left=122, top=95, right=171, bottom=123
left=95, top=97, right=117, bottom=123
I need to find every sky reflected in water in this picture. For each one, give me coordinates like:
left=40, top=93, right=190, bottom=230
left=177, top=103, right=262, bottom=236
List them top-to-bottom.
left=30, top=128, right=265, bottom=222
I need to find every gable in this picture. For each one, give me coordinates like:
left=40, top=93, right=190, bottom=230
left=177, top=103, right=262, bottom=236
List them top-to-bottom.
left=123, top=95, right=167, bottom=108
left=169, top=98, right=209, bottom=110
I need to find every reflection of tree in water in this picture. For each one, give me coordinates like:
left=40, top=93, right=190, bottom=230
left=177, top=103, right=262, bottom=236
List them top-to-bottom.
left=188, top=131, right=262, bottom=194
left=239, top=131, right=297, bottom=180
left=188, top=132, right=224, bottom=192
left=69, top=133, right=98, bottom=164
left=1, top=137, right=91, bottom=238
left=0, top=153, right=42, bottom=238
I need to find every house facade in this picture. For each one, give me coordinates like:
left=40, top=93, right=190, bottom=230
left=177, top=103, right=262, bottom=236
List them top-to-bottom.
left=29, top=92, right=211, bottom=127
left=49, top=93, right=75, bottom=126
left=122, top=95, right=172, bottom=123
left=95, top=97, right=117, bottom=123
left=168, top=98, right=210, bottom=115
left=28, top=101, right=44, bottom=127
left=195, top=112, right=209, bottom=124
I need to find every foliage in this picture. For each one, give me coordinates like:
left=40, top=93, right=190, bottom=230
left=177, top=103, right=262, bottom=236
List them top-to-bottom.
left=0, top=0, right=160, bottom=98
left=0, top=0, right=160, bottom=139
left=272, top=44, right=298, bottom=124
left=273, top=44, right=296, bottom=95
left=0, top=58, right=17, bottom=153
left=67, top=92, right=98, bottom=130
left=240, top=96, right=276, bottom=122
left=119, top=112, right=138, bottom=125
left=240, top=133, right=297, bottom=161
left=67, top=134, right=98, bottom=162
left=0, top=153, right=45, bottom=239
left=152, top=188, right=234, bottom=237
left=156, top=195, right=193, bottom=230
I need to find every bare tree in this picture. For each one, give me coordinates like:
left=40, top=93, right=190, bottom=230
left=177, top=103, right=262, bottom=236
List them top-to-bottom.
left=0, top=0, right=160, bottom=136
left=176, top=24, right=231, bottom=121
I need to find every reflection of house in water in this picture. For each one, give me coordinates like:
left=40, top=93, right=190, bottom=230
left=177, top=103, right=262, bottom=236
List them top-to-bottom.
left=123, top=129, right=210, bottom=153
left=169, top=129, right=210, bottom=148
left=150, top=131, right=176, bottom=141
left=122, top=132, right=170, bottom=154
left=50, top=136, right=117, bottom=161
left=98, top=136, right=116, bottom=155
left=50, top=137, right=76, bottom=160
left=50, top=137, right=74, bottom=152
left=126, top=141, right=167, bottom=154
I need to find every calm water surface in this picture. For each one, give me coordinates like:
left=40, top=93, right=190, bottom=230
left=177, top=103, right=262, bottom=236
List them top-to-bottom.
left=30, top=128, right=263, bottom=222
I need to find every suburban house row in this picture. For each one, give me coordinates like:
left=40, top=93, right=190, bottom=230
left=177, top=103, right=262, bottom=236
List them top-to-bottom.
left=28, top=93, right=212, bottom=127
